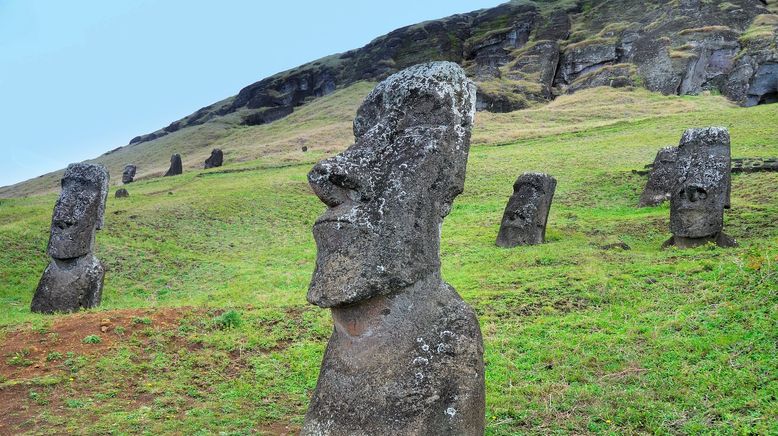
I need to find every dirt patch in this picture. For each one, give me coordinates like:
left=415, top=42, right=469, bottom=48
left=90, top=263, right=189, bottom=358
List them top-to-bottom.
left=0, top=307, right=194, bottom=381
left=259, top=422, right=301, bottom=435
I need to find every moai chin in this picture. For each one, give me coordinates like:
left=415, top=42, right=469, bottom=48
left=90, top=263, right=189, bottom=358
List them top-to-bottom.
left=302, top=62, right=485, bottom=435
left=665, top=127, right=736, bottom=248
left=638, top=146, right=677, bottom=207
left=204, top=149, right=224, bottom=169
left=164, top=153, right=183, bottom=176
left=31, top=163, right=109, bottom=313
left=122, top=164, right=137, bottom=184
left=496, top=172, right=557, bottom=247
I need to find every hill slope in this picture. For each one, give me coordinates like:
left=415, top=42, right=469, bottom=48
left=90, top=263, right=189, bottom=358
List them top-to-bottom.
left=2, top=0, right=777, bottom=198
left=1, top=87, right=776, bottom=434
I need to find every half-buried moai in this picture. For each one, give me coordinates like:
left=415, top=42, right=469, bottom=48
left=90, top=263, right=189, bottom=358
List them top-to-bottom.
left=302, top=62, right=485, bottom=435
left=664, top=127, right=736, bottom=249
left=638, top=146, right=677, bottom=207
left=204, top=148, right=223, bottom=169
left=164, top=153, right=182, bottom=176
left=31, top=163, right=109, bottom=313
left=122, top=164, right=137, bottom=184
left=496, top=172, right=556, bottom=247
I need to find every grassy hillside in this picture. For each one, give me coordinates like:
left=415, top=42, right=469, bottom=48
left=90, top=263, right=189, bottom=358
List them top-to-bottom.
left=0, top=86, right=776, bottom=434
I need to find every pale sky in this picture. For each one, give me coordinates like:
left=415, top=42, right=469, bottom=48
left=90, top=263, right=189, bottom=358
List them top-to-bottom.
left=0, top=0, right=503, bottom=187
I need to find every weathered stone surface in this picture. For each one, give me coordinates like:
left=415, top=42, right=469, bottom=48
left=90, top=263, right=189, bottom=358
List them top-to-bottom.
left=302, top=62, right=484, bottom=435
left=667, top=127, right=735, bottom=248
left=639, top=146, right=678, bottom=207
left=204, top=149, right=224, bottom=169
left=164, top=154, right=183, bottom=177
left=32, top=163, right=109, bottom=313
left=47, top=164, right=109, bottom=260
left=122, top=164, right=136, bottom=184
left=496, top=172, right=557, bottom=248
left=115, top=188, right=129, bottom=198
left=30, top=256, right=104, bottom=314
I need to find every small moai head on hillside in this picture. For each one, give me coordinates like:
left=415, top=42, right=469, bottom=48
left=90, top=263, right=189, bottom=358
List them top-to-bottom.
left=306, top=62, right=477, bottom=308
left=670, top=127, right=731, bottom=239
left=204, top=149, right=224, bottom=169
left=165, top=153, right=183, bottom=176
left=48, top=163, right=109, bottom=260
left=122, top=164, right=137, bottom=184
left=496, top=172, right=557, bottom=247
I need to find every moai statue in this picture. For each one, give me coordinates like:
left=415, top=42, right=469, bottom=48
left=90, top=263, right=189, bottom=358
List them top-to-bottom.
left=302, top=62, right=485, bottom=435
left=664, top=127, right=736, bottom=248
left=638, top=147, right=677, bottom=207
left=204, top=149, right=224, bottom=169
left=164, top=153, right=182, bottom=176
left=31, top=163, right=109, bottom=313
left=122, top=164, right=137, bottom=184
left=496, top=172, right=557, bottom=247
left=115, top=188, right=129, bottom=198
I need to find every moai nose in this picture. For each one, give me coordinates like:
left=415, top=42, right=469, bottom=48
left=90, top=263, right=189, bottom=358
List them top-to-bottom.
left=308, top=159, right=365, bottom=207
left=685, top=185, right=708, bottom=202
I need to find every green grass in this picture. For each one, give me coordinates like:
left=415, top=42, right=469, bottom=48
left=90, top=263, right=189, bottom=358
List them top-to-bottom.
left=0, top=86, right=776, bottom=434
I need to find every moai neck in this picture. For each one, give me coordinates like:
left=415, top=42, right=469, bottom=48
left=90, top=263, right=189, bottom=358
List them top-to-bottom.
left=330, top=271, right=442, bottom=338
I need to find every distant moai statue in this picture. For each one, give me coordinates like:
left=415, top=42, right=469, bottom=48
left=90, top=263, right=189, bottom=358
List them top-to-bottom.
left=302, top=62, right=485, bottom=435
left=664, top=127, right=736, bottom=248
left=638, top=147, right=677, bottom=207
left=204, top=149, right=224, bottom=169
left=164, top=154, right=183, bottom=176
left=31, top=163, right=109, bottom=313
left=122, top=164, right=137, bottom=184
left=496, top=172, right=557, bottom=247
left=115, top=188, right=129, bottom=198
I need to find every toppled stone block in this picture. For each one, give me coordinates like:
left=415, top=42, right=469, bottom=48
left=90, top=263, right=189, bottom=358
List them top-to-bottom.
left=302, top=62, right=485, bottom=435
left=665, top=127, right=736, bottom=248
left=639, top=146, right=678, bottom=207
left=204, top=149, right=224, bottom=169
left=164, top=153, right=183, bottom=177
left=732, top=157, right=778, bottom=173
left=32, top=163, right=109, bottom=313
left=122, top=164, right=136, bottom=184
left=496, top=172, right=557, bottom=247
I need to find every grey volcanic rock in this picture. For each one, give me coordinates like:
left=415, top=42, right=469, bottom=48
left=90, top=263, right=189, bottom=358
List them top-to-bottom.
left=302, top=62, right=484, bottom=435
left=665, top=127, right=736, bottom=248
left=639, top=146, right=678, bottom=207
left=204, top=149, right=224, bottom=169
left=164, top=154, right=183, bottom=177
left=732, top=157, right=778, bottom=172
left=32, top=163, right=109, bottom=313
left=122, top=164, right=136, bottom=184
left=496, top=173, right=557, bottom=247
left=115, top=188, right=129, bottom=198
left=30, top=256, right=105, bottom=314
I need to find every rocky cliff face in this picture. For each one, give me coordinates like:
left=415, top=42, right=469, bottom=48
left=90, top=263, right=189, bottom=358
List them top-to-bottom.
left=128, top=0, right=778, bottom=146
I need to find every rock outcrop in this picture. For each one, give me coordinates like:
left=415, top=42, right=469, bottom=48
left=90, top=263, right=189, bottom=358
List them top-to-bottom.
left=127, top=1, right=778, bottom=147
left=302, top=62, right=484, bottom=435
left=664, top=127, right=736, bottom=249
left=639, top=146, right=678, bottom=207
left=204, top=149, right=224, bottom=169
left=164, top=154, right=182, bottom=177
left=31, top=163, right=109, bottom=313
left=122, top=164, right=136, bottom=184
left=496, top=172, right=557, bottom=247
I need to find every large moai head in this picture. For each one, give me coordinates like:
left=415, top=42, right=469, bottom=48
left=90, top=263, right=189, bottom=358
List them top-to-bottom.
left=307, top=62, right=477, bottom=308
left=670, top=127, right=731, bottom=238
left=47, top=163, right=109, bottom=260
left=496, top=172, right=557, bottom=247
